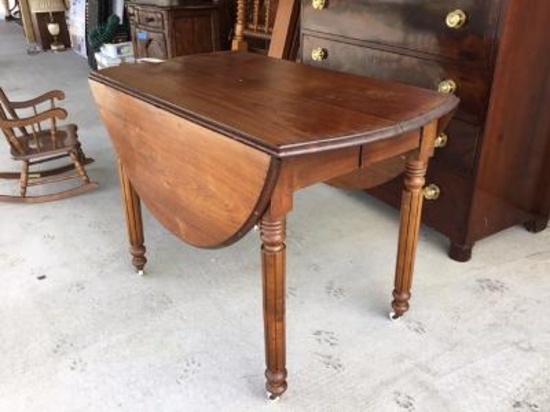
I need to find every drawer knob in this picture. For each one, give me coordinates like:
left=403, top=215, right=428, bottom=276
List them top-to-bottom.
left=312, top=0, right=327, bottom=10
left=446, top=9, right=468, bottom=29
left=311, top=47, right=327, bottom=62
left=438, top=79, right=458, bottom=94
left=434, top=133, right=449, bottom=148
left=423, top=184, right=441, bottom=200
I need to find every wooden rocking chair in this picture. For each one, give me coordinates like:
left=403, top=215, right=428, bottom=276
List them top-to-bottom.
left=0, top=88, right=98, bottom=203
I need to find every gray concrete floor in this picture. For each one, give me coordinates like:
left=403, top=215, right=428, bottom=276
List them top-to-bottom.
left=1, top=20, right=550, bottom=412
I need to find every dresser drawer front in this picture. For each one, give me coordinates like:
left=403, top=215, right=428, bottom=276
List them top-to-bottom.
left=302, top=0, right=501, bottom=66
left=138, top=9, right=165, bottom=29
left=135, top=30, right=168, bottom=59
left=302, top=34, right=490, bottom=124
left=433, top=119, right=479, bottom=175
left=367, top=166, right=473, bottom=241
left=417, top=166, right=473, bottom=240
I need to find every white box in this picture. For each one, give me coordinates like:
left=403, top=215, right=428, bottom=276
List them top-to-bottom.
left=100, top=42, right=134, bottom=58
left=95, top=52, right=136, bottom=69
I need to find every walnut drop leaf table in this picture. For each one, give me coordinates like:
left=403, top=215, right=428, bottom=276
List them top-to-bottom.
left=89, top=52, right=458, bottom=399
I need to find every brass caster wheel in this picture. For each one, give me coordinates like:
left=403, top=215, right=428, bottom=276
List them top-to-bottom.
left=137, top=269, right=145, bottom=276
left=267, top=392, right=280, bottom=401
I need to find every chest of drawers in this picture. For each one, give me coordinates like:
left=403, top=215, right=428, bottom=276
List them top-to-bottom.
left=300, top=0, right=550, bottom=261
left=127, top=1, right=220, bottom=60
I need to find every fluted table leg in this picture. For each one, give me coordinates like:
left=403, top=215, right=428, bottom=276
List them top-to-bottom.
left=391, top=120, right=440, bottom=318
left=392, top=159, right=427, bottom=318
left=118, top=160, right=147, bottom=274
left=260, top=211, right=288, bottom=399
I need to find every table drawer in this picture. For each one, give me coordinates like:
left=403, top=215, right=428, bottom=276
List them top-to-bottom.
left=302, top=0, right=502, bottom=67
left=138, top=9, right=165, bottom=29
left=302, top=34, right=490, bottom=125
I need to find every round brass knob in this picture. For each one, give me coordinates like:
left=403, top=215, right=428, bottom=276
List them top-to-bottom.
left=312, top=0, right=327, bottom=10
left=446, top=9, right=468, bottom=29
left=311, top=47, right=327, bottom=62
left=438, top=79, right=458, bottom=94
left=434, top=133, right=449, bottom=148
left=423, top=184, right=441, bottom=200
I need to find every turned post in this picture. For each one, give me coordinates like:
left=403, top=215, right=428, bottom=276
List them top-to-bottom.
left=232, top=0, right=248, bottom=52
left=392, top=121, right=438, bottom=318
left=69, top=151, right=91, bottom=184
left=392, top=159, right=427, bottom=317
left=20, top=160, right=29, bottom=197
left=118, top=160, right=147, bottom=274
left=260, top=210, right=288, bottom=399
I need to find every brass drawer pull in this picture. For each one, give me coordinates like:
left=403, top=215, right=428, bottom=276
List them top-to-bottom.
left=312, top=0, right=327, bottom=10
left=446, top=9, right=468, bottom=29
left=311, top=47, right=327, bottom=61
left=438, top=79, right=458, bottom=94
left=434, top=133, right=449, bottom=148
left=423, top=184, right=441, bottom=200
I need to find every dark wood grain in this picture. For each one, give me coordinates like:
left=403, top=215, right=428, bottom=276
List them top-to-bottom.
left=300, top=0, right=550, bottom=261
left=302, top=0, right=502, bottom=68
left=468, top=0, right=550, bottom=243
left=127, top=2, right=220, bottom=60
left=301, top=33, right=491, bottom=125
left=89, top=51, right=458, bottom=398
left=90, top=52, right=457, bottom=157
left=90, top=82, right=278, bottom=248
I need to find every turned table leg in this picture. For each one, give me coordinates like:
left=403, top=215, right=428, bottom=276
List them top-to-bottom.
left=391, top=158, right=427, bottom=319
left=118, top=160, right=147, bottom=275
left=260, top=211, right=288, bottom=399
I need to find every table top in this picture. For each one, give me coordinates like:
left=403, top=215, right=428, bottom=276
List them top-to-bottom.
left=89, top=52, right=458, bottom=157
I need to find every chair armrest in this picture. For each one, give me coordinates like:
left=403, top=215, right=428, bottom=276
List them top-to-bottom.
left=8, top=90, right=66, bottom=109
left=0, top=108, right=67, bottom=128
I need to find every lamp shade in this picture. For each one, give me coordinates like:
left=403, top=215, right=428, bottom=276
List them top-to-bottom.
left=29, top=0, right=66, bottom=13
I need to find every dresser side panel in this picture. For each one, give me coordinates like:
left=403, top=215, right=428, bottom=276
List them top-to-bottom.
left=469, top=0, right=550, bottom=240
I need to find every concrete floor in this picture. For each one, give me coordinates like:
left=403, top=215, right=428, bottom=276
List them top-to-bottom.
left=1, top=20, right=550, bottom=412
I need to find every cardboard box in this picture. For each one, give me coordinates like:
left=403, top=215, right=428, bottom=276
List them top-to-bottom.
left=100, top=42, right=134, bottom=58
left=95, top=52, right=136, bottom=69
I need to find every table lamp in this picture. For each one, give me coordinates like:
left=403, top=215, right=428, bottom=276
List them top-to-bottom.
left=28, top=0, right=67, bottom=51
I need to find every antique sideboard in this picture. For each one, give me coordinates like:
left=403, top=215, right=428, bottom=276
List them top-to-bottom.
left=301, top=0, right=550, bottom=261
left=127, top=1, right=220, bottom=60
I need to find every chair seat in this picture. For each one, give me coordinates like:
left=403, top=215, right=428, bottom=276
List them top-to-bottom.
left=1, top=87, right=97, bottom=203
left=11, top=124, right=80, bottom=160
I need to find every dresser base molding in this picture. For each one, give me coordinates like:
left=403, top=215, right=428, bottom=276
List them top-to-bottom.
left=524, top=217, right=550, bottom=234
left=448, top=242, right=473, bottom=262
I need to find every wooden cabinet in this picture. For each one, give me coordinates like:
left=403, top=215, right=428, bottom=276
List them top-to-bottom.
left=300, top=0, right=550, bottom=261
left=127, top=1, right=220, bottom=60
left=31, top=11, right=71, bottom=51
